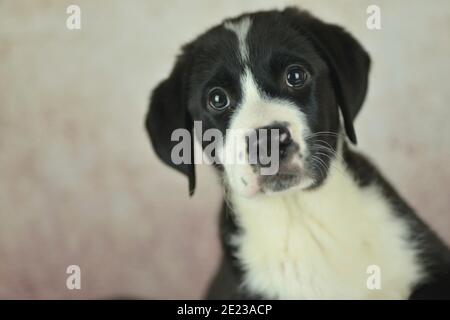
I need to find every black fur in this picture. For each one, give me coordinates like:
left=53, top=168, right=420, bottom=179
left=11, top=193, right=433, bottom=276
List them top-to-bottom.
left=145, top=8, right=450, bottom=299
left=146, top=55, right=196, bottom=194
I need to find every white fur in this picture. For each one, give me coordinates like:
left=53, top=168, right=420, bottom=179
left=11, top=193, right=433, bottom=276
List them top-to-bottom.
left=224, top=17, right=251, bottom=63
left=230, top=155, right=424, bottom=299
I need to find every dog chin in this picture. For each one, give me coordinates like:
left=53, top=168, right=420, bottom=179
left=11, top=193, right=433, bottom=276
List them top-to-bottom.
left=236, top=172, right=308, bottom=198
left=260, top=172, right=302, bottom=195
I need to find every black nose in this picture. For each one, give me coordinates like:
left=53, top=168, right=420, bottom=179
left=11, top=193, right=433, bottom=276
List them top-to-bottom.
left=246, top=124, right=293, bottom=166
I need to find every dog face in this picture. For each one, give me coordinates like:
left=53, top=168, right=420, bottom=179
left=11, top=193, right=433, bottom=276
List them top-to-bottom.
left=146, top=8, right=370, bottom=197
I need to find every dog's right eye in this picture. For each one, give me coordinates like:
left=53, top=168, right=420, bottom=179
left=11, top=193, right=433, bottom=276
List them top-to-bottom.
left=208, top=87, right=230, bottom=111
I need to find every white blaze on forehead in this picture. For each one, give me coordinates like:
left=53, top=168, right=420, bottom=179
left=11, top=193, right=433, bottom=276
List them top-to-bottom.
left=224, top=17, right=251, bottom=63
left=232, top=69, right=309, bottom=137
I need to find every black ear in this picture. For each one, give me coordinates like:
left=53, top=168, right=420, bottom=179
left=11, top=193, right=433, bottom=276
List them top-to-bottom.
left=284, top=8, right=371, bottom=144
left=145, top=54, right=196, bottom=195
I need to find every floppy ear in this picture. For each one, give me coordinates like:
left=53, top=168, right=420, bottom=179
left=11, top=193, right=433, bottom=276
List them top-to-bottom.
left=284, top=8, right=371, bottom=144
left=145, top=54, right=196, bottom=195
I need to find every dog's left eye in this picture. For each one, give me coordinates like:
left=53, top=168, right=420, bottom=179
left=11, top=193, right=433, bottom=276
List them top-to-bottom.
left=285, top=65, right=308, bottom=88
left=208, top=87, right=230, bottom=111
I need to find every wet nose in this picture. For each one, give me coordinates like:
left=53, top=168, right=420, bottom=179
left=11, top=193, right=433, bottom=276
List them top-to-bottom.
left=246, top=124, right=293, bottom=166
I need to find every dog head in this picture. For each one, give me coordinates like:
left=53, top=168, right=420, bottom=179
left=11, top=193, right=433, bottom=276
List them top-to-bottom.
left=146, top=8, right=370, bottom=197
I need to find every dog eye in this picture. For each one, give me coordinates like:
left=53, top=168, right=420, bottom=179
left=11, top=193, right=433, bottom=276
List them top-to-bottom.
left=285, top=65, right=308, bottom=88
left=208, top=87, right=230, bottom=111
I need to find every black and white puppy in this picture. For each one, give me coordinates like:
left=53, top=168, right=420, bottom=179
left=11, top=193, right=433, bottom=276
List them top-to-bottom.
left=146, top=8, right=450, bottom=299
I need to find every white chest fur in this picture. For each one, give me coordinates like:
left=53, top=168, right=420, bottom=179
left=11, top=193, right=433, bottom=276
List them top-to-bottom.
left=231, top=160, right=424, bottom=299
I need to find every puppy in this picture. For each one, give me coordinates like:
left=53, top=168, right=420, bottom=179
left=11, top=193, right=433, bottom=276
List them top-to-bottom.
left=145, top=8, right=450, bottom=299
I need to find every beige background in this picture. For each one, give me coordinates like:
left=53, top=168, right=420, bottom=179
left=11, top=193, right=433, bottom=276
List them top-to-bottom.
left=0, top=0, right=449, bottom=299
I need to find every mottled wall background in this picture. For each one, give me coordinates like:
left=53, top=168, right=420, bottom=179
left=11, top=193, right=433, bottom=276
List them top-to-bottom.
left=0, top=0, right=449, bottom=299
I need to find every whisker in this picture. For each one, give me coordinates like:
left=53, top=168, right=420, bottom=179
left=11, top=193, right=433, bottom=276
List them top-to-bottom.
left=305, top=131, right=339, bottom=140
left=306, top=131, right=339, bottom=136
left=311, top=139, right=336, bottom=151
left=310, top=144, right=345, bottom=162
left=313, top=152, right=345, bottom=174
left=310, top=155, right=327, bottom=180
left=312, top=155, right=329, bottom=171
left=310, top=163, right=324, bottom=182
left=310, top=164, right=321, bottom=183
